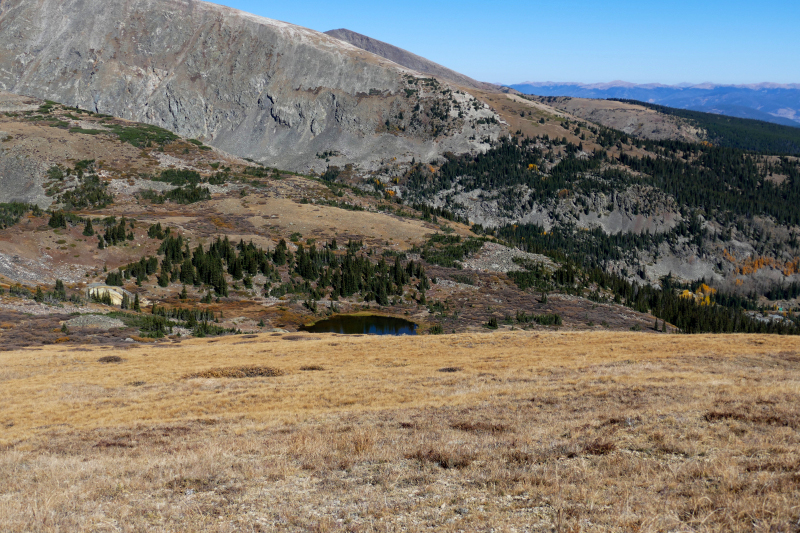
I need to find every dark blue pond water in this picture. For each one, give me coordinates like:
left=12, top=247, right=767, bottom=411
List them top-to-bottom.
left=300, top=315, right=418, bottom=335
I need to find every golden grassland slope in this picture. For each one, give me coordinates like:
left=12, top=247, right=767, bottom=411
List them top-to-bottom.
left=526, top=95, right=705, bottom=143
left=1, top=331, right=798, bottom=531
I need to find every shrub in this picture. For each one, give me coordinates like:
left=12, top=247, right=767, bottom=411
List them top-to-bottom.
left=185, top=366, right=285, bottom=379
left=450, top=421, right=508, bottom=434
left=583, top=439, right=616, bottom=455
left=406, top=448, right=474, bottom=469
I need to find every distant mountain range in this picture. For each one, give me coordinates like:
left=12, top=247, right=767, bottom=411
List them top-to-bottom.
left=508, top=81, right=800, bottom=128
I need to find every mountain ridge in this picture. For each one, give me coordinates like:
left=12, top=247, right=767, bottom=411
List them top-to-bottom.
left=0, top=0, right=502, bottom=172
left=324, top=28, right=499, bottom=92
left=509, top=81, right=800, bottom=127
left=516, top=81, right=800, bottom=90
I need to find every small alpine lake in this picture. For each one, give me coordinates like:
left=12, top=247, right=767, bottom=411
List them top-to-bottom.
left=300, top=315, right=418, bottom=336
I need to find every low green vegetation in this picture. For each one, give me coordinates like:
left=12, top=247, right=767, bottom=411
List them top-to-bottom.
left=103, top=122, right=178, bottom=148
left=68, top=127, right=105, bottom=135
left=48, top=161, right=114, bottom=210
left=139, top=169, right=223, bottom=204
left=58, top=174, right=113, bottom=209
left=140, top=184, right=212, bottom=204
left=0, top=203, right=42, bottom=229
left=418, top=234, right=485, bottom=269
left=6, top=279, right=82, bottom=305
left=106, top=310, right=233, bottom=339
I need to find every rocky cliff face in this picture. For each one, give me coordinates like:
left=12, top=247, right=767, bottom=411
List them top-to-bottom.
left=0, top=0, right=502, bottom=172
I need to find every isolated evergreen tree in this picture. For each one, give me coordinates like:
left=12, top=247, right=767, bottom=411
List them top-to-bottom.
left=48, top=212, right=66, bottom=229
left=83, top=219, right=95, bottom=236
left=273, top=239, right=288, bottom=265
left=54, top=279, right=66, bottom=300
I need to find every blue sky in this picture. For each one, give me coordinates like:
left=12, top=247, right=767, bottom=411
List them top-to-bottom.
left=212, top=0, right=800, bottom=85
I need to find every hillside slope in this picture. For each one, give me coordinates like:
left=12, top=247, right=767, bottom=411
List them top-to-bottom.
left=0, top=0, right=502, bottom=172
left=325, top=28, right=498, bottom=92
left=509, top=81, right=800, bottom=127
left=510, top=81, right=800, bottom=127
left=523, top=95, right=704, bottom=142
left=2, top=331, right=799, bottom=531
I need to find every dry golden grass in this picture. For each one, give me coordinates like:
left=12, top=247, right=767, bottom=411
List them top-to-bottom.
left=1, top=331, right=799, bottom=531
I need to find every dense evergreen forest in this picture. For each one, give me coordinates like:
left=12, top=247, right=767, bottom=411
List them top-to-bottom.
left=610, top=99, right=800, bottom=155
left=398, top=116, right=800, bottom=334
left=406, top=134, right=800, bottom=227
left=101, top=230, right=431, bottom=309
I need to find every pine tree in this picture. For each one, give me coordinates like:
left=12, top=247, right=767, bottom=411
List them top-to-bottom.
left=48, top=212, right=66, bottom=229
left=83, top=219, right=94, bottom=236
left=273, top=239, right=287, bottom=266
left=54, top=279, right=66, bottom=300
left=121, top=293, right=130, bottom=310
left=133, top=293, right=141, bottom=312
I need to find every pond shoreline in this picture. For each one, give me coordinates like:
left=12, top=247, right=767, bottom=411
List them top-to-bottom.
left=300, top=314, right=418, bottom=335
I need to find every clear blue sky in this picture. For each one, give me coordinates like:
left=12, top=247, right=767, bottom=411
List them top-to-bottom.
left=211, top=0, right=799, bottom=85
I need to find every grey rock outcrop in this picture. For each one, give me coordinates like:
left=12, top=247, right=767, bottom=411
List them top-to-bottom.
left=0, top=0, right=502, bottom=172
left=325, top=29, right=498, bottom=93
left=0, top=151, right=49, bottom=208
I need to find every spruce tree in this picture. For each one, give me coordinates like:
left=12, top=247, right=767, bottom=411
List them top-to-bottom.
left=83, top=219, right=94, bottom=236
left=273, top=239, right=287, bottom=265
left=54, top=279, right=66, bottom=300
left=133, top=293, right=141, bottom=312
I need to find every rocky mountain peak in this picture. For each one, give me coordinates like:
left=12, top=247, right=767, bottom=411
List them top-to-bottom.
left=0, top=0, right=502, bottom=172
